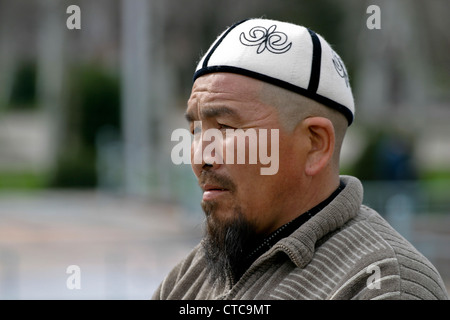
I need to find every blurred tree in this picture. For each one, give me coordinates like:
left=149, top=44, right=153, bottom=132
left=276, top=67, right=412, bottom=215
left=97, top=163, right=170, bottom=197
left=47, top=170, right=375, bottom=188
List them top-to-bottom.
left=8, top=62, right=37, bottom=109
left=50, top=65, right=121, bottom=188
left=76, top=67, right=121, bottom=148
left=352, top=128, right=417, bottom=181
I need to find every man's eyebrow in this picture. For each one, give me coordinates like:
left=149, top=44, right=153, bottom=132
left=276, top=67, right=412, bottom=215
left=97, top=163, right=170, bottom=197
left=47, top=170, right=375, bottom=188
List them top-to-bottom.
left=184, top=106, right=238, bottom=123
left=201, top=106, right=237, bottom=119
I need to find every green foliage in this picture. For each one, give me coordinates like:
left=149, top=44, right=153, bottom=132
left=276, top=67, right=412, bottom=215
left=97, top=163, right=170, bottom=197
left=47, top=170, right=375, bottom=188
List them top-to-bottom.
left=9, top=61, right=37, bottom=109
left=50, top=64, right=121, bottom=188
left=68, top=65, right=121, bottom=148
left=351, top=128, right=418, bottom=181
left=51, top=147, right=97, bottom=188
left=0, top=171, right=47, bottom=190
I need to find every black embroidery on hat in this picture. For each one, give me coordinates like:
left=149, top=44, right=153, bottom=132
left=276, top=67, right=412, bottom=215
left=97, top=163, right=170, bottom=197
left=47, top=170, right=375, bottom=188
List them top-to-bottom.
left=239, top=25, right=292, bottom=54
left=332, top=51, right=349, bottom=88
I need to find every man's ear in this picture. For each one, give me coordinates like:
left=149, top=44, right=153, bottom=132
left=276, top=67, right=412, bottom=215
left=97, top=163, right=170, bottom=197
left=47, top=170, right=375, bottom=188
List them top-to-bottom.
left=302, top=117, right=335, bottom=176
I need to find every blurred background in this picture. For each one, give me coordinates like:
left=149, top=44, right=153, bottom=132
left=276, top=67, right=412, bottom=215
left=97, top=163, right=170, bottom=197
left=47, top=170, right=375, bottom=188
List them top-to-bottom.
left=0, top=0, right=449, bottom=299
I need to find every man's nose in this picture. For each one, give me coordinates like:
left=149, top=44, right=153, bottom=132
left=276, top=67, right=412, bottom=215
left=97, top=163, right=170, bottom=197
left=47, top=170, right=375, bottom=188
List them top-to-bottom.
left=191, top=129, right=223, bottom=176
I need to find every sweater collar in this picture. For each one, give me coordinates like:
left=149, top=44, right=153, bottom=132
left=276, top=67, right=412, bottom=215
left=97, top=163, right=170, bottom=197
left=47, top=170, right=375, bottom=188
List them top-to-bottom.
left=271, top=175, right=363, bottom=268
left=243, top=180, right=345, bottom=265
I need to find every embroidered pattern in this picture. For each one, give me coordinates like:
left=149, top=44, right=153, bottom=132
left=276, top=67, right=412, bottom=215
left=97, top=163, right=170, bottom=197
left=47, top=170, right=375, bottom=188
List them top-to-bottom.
left=239, top=25, right=292, bottom=54
left=332, top=51, right=349, bottom=87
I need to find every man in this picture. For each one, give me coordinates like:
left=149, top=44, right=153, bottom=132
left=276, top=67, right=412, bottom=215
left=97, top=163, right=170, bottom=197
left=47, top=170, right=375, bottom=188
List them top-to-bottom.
left=153, top=18, right=448, bottom=300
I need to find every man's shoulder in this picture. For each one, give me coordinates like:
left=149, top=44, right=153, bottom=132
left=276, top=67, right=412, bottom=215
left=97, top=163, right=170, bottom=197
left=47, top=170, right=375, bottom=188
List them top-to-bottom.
left=329, top=204, right=449, bottom=299
left=151, top=243, right=208, bottom=300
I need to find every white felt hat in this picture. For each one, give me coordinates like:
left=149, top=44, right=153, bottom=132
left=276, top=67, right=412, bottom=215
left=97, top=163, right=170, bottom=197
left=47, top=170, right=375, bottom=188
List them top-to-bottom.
left=193, top=18, right=355, bottom=125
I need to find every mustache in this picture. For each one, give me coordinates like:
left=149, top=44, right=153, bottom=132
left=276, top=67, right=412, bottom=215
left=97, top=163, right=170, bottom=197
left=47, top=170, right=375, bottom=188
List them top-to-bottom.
left=198, top=171, right=236, bottom=192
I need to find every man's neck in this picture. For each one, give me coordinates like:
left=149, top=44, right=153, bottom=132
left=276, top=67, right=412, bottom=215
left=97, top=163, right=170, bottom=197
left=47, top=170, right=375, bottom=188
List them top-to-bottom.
left=267, top=174, right=341, bottom=235
left=232, top=179, right=345, bottom=282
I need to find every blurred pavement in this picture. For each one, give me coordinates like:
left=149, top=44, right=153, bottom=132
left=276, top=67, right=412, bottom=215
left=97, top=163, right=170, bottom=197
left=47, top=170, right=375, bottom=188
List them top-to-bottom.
left=0, top=190, right=203, bottom=299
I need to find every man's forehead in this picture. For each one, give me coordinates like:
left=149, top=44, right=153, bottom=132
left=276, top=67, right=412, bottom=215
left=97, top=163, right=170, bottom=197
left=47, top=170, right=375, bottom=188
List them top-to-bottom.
left=188, top=73, right=262, bottom=105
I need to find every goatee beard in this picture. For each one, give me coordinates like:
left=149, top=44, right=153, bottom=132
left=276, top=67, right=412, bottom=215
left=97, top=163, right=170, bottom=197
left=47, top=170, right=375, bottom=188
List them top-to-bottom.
left=201, top=200, right=260, bottom=285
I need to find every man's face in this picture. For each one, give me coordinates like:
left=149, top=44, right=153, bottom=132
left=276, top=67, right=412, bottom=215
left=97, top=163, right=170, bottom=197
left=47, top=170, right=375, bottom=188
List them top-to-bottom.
left=186, top=73, right=306, bottom=236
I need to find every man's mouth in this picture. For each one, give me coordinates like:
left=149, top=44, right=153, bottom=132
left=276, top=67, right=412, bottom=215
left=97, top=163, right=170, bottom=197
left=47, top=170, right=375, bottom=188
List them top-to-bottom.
left=202, top=184, right=230, bottom=201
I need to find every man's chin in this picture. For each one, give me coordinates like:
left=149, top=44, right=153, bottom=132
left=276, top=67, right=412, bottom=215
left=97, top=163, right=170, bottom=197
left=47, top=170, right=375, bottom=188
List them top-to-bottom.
left=201, top=200, right=234, bottom=220
left=201, top=206, right=261, bottom=285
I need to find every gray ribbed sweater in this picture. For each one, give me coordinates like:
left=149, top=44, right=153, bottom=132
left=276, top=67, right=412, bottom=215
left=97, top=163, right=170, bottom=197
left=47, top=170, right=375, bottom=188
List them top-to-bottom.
left=152, top=176, right=449, bottom=300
